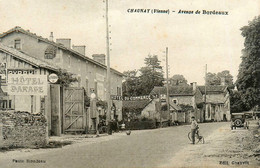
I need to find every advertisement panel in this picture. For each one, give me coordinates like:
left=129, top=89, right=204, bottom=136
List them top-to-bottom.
left=7, top=74, right=47, bottom=96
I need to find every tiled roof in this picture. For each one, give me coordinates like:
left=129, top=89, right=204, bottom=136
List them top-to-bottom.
left=0, top=27, right=123, bottom=76
left=0, top=43, right=59, bottom=71
left=198, top=85, right=227, bottom=94
left=150, top=86, right=194, bottom=96
left=206, top=95, right=226, bottom=104
left=123, top=99, right=151, bottom=110
left=169, top=102, right=182, bottom=111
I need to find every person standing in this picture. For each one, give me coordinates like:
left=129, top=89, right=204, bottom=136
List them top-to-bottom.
left=191, top=116, right=198, bottom=144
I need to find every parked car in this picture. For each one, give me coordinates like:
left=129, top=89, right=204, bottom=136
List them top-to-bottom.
left=230, top=113, right=249, bottom=130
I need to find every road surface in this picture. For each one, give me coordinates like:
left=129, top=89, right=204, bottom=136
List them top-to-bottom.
left=0, top=122, right=228, bottom=168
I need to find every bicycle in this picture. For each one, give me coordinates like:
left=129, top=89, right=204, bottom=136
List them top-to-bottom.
left=188, top=127, right=205, bottom=144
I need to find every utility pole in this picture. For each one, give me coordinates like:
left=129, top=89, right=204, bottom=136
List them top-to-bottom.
left=105, top=0, right=111, bottom=124
left=165, top=47, right=170, bottom=122
left=204, top=64, right=207, bottom=122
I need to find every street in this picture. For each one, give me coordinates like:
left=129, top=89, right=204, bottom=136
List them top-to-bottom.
left=0, top=122, right=234, bottom=168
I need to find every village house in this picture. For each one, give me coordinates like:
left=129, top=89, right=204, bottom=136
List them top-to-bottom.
left=0, top=27, right=124, bottom=135
left=0, top=42, right=58, bottom=134
left=149, top=83, right=204, bottom=123
left=198, top=85, right=231, bottom=121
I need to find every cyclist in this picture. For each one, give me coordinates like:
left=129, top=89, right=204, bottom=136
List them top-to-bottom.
left=190, top=116, right=198, bottom=144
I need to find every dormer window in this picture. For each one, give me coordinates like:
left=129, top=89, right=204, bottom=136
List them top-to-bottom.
left=14, top=39, right=21, bottom=50
left=44, top=45, right=56, bottom=59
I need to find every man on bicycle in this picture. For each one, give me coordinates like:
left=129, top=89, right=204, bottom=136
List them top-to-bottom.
left=190, top=116, right=198, bottom=144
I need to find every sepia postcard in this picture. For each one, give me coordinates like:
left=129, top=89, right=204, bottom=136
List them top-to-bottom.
left=0, top=0, right=260, bottom=168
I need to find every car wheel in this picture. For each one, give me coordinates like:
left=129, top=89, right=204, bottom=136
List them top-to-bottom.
left=234, top=119, right=242, bottom=127
left=231, top=127, right=233, bottom=130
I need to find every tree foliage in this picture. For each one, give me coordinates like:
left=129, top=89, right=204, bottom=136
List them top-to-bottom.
left=236, top=16, right=260, bottom=110
left=122, top=55, right=164, bottom=96
left=57, top=69, right=78, bottom=87
left=122, top=70, right=140, bottom=97
left=206, top=70, right=234, bottom=87
left=169, top=74, right=188, bottom=86
left=230, top=90, right=247, bottom=113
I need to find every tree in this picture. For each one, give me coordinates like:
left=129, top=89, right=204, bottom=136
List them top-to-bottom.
left=236, top=16, right=260, bottom=110
left=122, top=55, right=164, bottom=96
left=139, top=55, right=164, bottom=95
left=57, top=69, right=78, bottom=87
left=122, top=70, right=140, bottom=97
left=206, top=70, right=234, bottom=87
left=217, top=70, right=234, bottom=87
left=206, top=72, right=220, bottom=85
left=169, top=74, right=188, bottom=86
left=230, top=90, right=247, bottom=112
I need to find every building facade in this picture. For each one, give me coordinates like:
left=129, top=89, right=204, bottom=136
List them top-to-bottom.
left=0, top=27, right=124, bottom=121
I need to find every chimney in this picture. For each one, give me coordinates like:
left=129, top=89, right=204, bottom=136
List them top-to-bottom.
left=49, top=32, right=54, bottom=41
left=56, top=38, right=71, bottom=49
left=72, top=45, right=86, bottom=56
left=92, top=54, right=106, bottom=65
left=221, top=77, right=226, bottom=86
left=192, top=82, right=197, bottom=91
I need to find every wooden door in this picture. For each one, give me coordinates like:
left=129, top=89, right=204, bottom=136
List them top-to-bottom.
left=63, top=87, right=85, bottom=133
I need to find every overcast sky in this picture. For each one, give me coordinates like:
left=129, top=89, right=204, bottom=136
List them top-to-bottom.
left=0, top=0, right=259, bottom=84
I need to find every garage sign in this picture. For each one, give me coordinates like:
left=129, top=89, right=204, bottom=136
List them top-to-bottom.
left=7, top=74, right=47, bottom=95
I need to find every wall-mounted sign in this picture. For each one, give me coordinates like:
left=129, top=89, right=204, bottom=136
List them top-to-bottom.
left=0, top=63, right=6, bottom=81
left=8, top=69, right=36, bottom=74
left=48, top=73, right=59, bottom=83
left=7, top=74, right=47, bottom=96
left=110, top=95, right=158, bottom=101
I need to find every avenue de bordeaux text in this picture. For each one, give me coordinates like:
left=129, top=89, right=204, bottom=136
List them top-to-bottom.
left=127, top=8, right=228, bottom=15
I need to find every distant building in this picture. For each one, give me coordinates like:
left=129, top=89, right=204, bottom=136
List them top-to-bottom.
left=198, top=85, right=230, bottom=121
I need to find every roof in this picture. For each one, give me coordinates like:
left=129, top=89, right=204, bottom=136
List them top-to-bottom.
left=0, top=27, right=123, bottom=76
left=0, top=43, right=58, bottom=71
left=198, top=85, right=228, bottom=94
left=150, top=86, right=195, bottom=96
left=0, top=87, right=6, bottom=97
left=205, top=95, right=226, bottom=104
left=123, top=99, right=151, bottom=110
left=169, top=102, right=182, bottom=111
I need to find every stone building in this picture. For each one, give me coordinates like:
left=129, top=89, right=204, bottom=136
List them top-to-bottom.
left=0, top=27, right=124, bottom=134
left=198, top=85, right=231, bottom=121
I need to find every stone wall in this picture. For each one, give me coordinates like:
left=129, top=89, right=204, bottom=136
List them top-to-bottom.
left=0, top=111, right=48, bottom=148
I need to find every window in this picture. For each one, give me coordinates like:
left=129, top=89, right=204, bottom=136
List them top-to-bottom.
left=14, top=39, right=21, bottom=50
left=44, top=45, right=56, bottom=59
left=85, top=79, right=89, bottom=92
left=117, top=87, right=121, bottom=96
left=172, top=99, right=178, bottom=104
left=1, top=100, right=12, bottom=109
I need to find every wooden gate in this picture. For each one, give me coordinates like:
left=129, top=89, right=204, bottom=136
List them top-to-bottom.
left=63, top=87, right=85, bottom=133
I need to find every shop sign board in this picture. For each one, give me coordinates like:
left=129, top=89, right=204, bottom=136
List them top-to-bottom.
left=7, top=74, right=47, bottom=95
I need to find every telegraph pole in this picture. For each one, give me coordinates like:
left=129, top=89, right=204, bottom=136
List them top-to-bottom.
left=105, top=0, right=111, bottom=124
left=165, top=47, right=170, bottom=121
left=204, top=64, right=207, bottom=122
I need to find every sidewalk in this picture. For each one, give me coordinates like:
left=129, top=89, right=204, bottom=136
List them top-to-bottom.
left=160, top=120, right=260, bottom=168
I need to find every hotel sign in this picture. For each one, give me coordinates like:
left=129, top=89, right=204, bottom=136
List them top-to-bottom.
left=7, top=74, right=47, bottom=96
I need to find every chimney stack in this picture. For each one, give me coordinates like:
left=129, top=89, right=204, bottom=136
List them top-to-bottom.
left=49, top=32, right=54, bottom=41
left=56, top=38, right=71, bottom=49
left=72, top=45, right=86, bottom=56
left=92, top=54, right=106, bottom=65
left=221, top=77, right=226, bottom=86
left=192, top=82, right=197, bottom=91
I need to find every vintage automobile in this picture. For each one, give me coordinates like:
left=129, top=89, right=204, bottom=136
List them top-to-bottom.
left=230, top=113, right=249, bottom=130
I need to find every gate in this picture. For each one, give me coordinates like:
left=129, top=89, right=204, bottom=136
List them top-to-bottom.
left=63, top=87, right=85, bottom=133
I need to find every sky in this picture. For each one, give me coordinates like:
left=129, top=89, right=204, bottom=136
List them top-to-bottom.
left=0, top=0, right=259, bottom=85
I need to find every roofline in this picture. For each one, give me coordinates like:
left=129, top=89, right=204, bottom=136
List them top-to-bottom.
left=0, top=27, right=123, bottom=76
left=0, top=46, right=58, bottom=72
